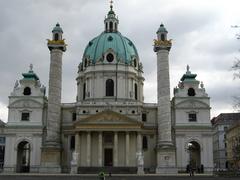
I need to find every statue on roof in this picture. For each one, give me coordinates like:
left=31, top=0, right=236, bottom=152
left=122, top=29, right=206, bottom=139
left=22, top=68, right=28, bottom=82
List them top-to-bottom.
left=30, top=63, right=33, bottom=71
left=14, top=80, right=19, bottom=89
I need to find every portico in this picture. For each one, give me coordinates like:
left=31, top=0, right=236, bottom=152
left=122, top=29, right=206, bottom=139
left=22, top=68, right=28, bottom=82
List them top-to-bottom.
left=72, top=110, right=144, bottom=170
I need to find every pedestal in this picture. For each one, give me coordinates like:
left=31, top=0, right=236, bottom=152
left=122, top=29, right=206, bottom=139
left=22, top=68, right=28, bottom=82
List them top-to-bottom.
left=156, top=145, right=177, bottom=174
left=39, top=146, right=61, bottom=173
left=70, top=151, right=79, bottom=174
left=136, top=151, right=144, bottom=174
left=70, top=164, right=78, bottom=174
left=137, top=166, right=144, bottom=174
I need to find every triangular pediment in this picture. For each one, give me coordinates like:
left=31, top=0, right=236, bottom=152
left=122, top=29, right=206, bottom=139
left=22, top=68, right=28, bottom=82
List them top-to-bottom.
left=74, top=110, right=142, bottom=126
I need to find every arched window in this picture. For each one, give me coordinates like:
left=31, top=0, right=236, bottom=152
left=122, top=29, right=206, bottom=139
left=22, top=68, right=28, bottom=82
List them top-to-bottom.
left=109, top=22, right=113, bottom=32
left=105, top=23, right=108, bottom=31
left=115, top=23, right=117, bottom=30
left=54, top=33, right=59, bottom=41
left=161, top=34, right=165, bottom=41
left=84, top=59, right=87, bottom=67
left=134, top=59, right=137, bottom=67
left=106, top=79, right=114, bottom=96
left=83, top=83, right=86, bottom=100
left=134, top=83, right=138, bottom=100
left=23, top=87, right=31, bottom=95
left=188, top=88, right=196, bottom=96
left=142, top=136, right=148, bottom=150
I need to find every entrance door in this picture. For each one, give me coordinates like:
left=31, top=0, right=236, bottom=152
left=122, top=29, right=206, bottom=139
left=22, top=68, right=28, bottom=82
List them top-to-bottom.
left=16, top=141, right=30, bottom=173
left=187, top=141, right=201, bottom=169
left=0, top=145, right=4, bottom=169
left=104, top=148, right=113, bottom=166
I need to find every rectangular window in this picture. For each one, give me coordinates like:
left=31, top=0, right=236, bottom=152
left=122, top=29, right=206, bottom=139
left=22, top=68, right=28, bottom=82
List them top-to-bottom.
left=72, top=112, right=76, bottom=121
left=21, top=113, right=30, bottom=121
left=142, top=113, right=147, bottom=122
left=188, top=113, right=197, bottom=122
left=104, top=134, right=113, bottom=144
left=70, top=136, right=75, bottom=150
left=142, top=136, right=148, bottom=150
left=0, top=137, right=5, bottom=144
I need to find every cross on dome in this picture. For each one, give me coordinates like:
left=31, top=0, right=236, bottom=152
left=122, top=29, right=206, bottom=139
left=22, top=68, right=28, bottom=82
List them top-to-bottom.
left=110, top=0, right=113, bottom=10
left=30, top=64, right=33, bottom=71
left=187, top=64, right=190, bottom=72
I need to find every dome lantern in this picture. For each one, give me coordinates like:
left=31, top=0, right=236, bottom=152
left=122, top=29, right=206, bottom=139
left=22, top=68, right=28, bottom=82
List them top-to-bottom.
left=104, top=0, right=119, bottom=33
left=157, top=23, right=168, bottom=41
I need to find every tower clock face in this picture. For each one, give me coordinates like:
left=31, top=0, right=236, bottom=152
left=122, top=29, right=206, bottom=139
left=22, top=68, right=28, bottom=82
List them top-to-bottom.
left=106, top=53, right=114, bottom=62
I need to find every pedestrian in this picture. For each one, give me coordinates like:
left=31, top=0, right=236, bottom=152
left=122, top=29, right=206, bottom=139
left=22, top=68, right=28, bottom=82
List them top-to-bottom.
left=189, top=165, right=194, bottom=176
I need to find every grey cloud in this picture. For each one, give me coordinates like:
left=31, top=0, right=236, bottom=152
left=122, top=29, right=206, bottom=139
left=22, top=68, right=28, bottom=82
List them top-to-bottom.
left=0, top=0, right=240, bottom=121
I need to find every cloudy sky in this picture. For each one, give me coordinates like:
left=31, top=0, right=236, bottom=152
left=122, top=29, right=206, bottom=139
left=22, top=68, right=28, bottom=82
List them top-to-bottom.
left=0, top=0, right=239, bottom=122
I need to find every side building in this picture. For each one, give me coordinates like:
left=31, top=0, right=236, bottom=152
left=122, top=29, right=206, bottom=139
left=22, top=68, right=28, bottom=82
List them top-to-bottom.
left=3, top=66, right=47, bottom=173
left=172, top=66, right=213, bottom=173
left=211, top=113, right=240, bottom=170
left=0, top=119, right=5, bottom=171
left=226, top=122, right=240, bottom=170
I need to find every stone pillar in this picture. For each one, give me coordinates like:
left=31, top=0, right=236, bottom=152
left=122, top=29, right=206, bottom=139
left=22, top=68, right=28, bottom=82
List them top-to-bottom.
left=40, top=24, right=66, bottom=173
left=154, top=24, right=177, bottom=174
left=45, top=49, right=63, bottom=146
left=86, top=131, right=91, bottom=166
left=70, top=132, right=80, bottom=174
left=75, top=132, right=80, bottom=163
left=98, top=132, right=103, bottom=166
left=114, top=132, right=118, bottom=167
left=125, top=132, right=130, bottom=166
left=136, top=132, right=144, bottom=174
left=137, top=132, right=142, bottom=152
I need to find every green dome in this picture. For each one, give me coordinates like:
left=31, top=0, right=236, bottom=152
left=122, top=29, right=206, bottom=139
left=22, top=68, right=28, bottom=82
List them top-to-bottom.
left=83, top=32, right=139, bottom=64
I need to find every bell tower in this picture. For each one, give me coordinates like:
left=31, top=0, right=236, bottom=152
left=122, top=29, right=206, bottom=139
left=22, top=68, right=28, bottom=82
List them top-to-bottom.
left=40, top=23, right=66, bottom=173
left=154, top=24, right=177, bottom=174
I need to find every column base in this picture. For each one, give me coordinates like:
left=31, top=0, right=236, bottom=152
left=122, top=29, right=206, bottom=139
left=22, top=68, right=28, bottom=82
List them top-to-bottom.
left=156, top=144, right=177, bottom=174
left=40, top=145, right=62, bottom=173
left=156, top=167, right=178, bottom=174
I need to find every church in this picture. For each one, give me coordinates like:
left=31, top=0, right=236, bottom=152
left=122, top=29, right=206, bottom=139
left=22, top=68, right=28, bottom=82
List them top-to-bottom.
left=2, top=4, right=213, bottom=174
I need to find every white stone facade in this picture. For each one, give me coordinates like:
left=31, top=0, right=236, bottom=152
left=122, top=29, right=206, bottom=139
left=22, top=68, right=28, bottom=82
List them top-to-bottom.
left=4, top=67, right=46, bottom=172
left=172, top=67, right=213, bottom=173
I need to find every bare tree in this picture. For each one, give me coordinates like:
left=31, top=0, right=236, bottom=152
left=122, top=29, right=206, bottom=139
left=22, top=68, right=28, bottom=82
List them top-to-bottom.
left=232, top=26, right=240, bottom=110
left=232, top=59, right=240, bottom=79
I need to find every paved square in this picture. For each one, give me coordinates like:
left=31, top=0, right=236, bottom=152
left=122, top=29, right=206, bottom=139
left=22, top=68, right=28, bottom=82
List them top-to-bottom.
left=0, top=175, right=239, bottom=180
